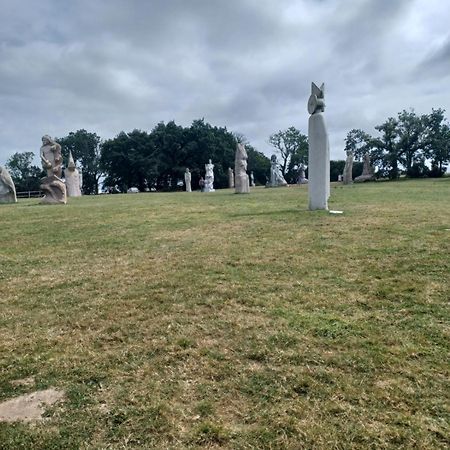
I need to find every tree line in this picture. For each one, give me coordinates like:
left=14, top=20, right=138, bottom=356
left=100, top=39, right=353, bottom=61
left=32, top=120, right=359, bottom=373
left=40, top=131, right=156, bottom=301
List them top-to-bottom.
left=4, top=108, right=449, bottom=193
left=344, top=108, right=450, bottom=179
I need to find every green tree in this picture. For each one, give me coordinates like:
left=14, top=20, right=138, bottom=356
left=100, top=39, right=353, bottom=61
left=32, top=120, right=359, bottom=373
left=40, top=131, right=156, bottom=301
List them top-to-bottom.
left=423, top=108, right=450, bottom=176
left=268, top=127, right=308, bottom=179
left=344, top=129, right=372, bottom=161
left=58, top=130, right=102, bottom=194
left=100, top=130, right=155, bottom=192
left=246, top=145, right=271, bottom=185
left=5, top=152, right=43, bottom=192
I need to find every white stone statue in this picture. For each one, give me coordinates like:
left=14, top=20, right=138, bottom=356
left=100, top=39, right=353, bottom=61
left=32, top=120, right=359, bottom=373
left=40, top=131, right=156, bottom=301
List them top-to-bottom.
left=307, top=82, right=330, bottom=210
left=40, top=135, right=67, bottom=204
left=234, top=143, right=250, bottom=194
left=342, top=148, right=353, bottom=185
left=65, top=151, right=82, bottom=197
left=354, top=153, right=375, bottom=183
left=267, top=154, right=288, bottom=187
left=204, top=159, right=215, bottom=192
left=297, top=163, right=308, bottom=184
left=0, top=166, right=17, bottom=203
left=228, top=167, right=234, bottom=188
left=184, top=168, right=192, bottom=192
left=250, top=171, right=255, bottom=187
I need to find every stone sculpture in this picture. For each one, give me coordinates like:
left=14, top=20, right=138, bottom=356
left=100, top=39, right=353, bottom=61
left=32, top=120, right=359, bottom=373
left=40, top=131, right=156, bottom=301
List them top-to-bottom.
left=307, top=82, right=330, bottom=210
left=39, top=135, right=67, bottom=204
left=234, top=143, right=250, bottom=194
left=342, top=148, right=353, bottom=185
left=65, top=152, right=82, bottom=197
left=354, top=153, right=375, bottom=182
left=267, top=154, right=288, bottom=187
left=204, top=159, right=215, bottom=192
left=297, top=163, right=308, bottom=184
left=0, top=166, right=17, bottom=203
left=228, top=167, right=234, bottom=188
left=184, top=168, right=192, bottom=192
left=250, top=171, right=256, bottom=187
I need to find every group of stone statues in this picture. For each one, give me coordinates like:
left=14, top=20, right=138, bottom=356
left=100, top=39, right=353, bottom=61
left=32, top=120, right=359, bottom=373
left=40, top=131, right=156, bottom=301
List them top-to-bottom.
left=2, top=83, right=376, bottom=207
left=0, top=135, right=82, bottom=205
left=40, top=135, right=82, bottom=204
left=342, top=151, right=375, bottom=184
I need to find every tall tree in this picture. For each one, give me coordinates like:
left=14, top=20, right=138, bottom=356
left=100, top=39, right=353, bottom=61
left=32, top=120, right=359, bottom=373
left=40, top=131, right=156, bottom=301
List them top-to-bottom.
left=423, top=108, right=450, bottom=176
left=396, top=110, right=426, bottom=174
left=268, top=127, right=308, bottom=178
left=344, top=129, right=372, bottom=161
left=58, top=130, right=102, bottom=194
left=100, top=130, right=155, bottom=192
left=5, top=152, right=43, bottom=192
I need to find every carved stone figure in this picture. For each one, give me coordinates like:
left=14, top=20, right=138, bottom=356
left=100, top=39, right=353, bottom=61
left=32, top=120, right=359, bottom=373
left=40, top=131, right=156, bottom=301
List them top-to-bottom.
left=307, top=82, right=330, bottom=210
left=39, top=135, right=67, bottom=204
left=234, top=143, right=250, bottom=194
left=343, top=148, right=353, bottom=185
left=65, top=151, right=82, bottom=197
left=354, top=153, right=375, bottom=182
left=267, top=154, right=288, bottom=187
left=204, top=159, right=215, bottom=192
left=297, top=163, right=308, bottom=184
left=0, top=166, right=17, bottom=203
left=228, top=167, right=234, bottom=188
left=184, top=168, right=192, bottom=192
left=250, top=171, right=256, bottom=187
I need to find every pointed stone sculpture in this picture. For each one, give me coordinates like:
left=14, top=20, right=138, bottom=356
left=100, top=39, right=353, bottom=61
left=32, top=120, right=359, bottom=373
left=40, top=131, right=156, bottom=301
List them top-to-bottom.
left=308, top=82, right=330, bottom=210
left=40, top=135, right=67, bottom=204
left=234, top=143, right=250, bottom=194
left=342, top=148, right=353, bottom=185
left=65, top=151, right=82, bottom=197
left=354, top=153, right=375, bottom=182
left=267, top=154, right=288, bottom=187
left=204, top=159, right=215, bottom=192
left=297, top=163, right=308, bottom=184
left=0, top=166, right=17, bottom=203
left=228, top=167, right=234, bottom=188
left=184, top=168, right=192, bottom=192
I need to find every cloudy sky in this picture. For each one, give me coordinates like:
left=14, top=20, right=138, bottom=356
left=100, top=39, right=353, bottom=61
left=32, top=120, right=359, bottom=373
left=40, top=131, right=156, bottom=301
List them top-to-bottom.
left=1, top=0, right=449, bottom=166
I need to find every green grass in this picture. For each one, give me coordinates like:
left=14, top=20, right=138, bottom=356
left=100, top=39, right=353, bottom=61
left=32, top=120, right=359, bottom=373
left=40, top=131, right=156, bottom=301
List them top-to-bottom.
left=0, top=178, right=449, bottom=449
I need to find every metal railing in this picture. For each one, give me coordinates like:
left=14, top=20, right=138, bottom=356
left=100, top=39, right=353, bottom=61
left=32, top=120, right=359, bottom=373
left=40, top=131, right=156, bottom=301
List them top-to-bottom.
left=16, top=190, right=43, bottom=199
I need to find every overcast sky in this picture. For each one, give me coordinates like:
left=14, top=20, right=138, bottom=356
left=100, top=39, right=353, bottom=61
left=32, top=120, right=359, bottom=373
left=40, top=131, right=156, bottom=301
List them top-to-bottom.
left=1, top=0, right=449, bottom=166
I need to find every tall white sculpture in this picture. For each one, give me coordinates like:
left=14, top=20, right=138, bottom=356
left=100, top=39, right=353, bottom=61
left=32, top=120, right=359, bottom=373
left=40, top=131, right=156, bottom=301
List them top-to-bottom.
left=308, top=82, right=330, bottom=210
left=234, top=143, right=250, bottom=194
left=65, top=151, right=82, bottom=197
left=267, top=155, right=288, bottom=187
left=204, top=159, right=215, bottom=192
left=0, top=166, right=17, bottom=203
left=228, top=167, right=234, bottom=188
left=184, top=168, right=192, bottom=192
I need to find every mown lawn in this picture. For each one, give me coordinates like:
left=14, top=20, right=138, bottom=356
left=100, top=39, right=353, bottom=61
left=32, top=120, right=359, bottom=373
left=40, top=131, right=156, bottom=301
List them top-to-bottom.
left=0, top=178, right=449, bottom=449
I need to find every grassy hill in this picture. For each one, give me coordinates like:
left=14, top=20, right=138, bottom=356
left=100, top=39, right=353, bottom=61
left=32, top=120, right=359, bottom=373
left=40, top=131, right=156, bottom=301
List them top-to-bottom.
left=1, top=178, right=449, bottom=449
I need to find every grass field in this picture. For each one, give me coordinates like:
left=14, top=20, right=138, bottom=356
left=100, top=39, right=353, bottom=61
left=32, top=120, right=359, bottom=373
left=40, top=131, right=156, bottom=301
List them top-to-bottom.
left=0, top=178, right=449, bottom=449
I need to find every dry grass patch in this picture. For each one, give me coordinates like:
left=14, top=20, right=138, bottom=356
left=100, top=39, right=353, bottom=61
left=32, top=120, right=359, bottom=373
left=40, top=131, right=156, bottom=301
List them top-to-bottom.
left=0, top=179, right=449, bottom=448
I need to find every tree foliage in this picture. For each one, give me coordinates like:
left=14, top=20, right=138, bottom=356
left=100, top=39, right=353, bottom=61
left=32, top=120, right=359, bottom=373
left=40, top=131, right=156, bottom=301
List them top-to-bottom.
left=344, top=109, right=449, bottom=179
left=99, top=119, right=269, bottom=192
left=268, top=127, right=308, bottom=180
left=58, top=129, right=102, bottom=194
left=5, top=152, right=43, bottom=192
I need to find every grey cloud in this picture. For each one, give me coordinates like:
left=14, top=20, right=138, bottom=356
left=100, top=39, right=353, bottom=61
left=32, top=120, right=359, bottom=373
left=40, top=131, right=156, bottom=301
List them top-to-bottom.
left=1, top=0, right=450, bottom=165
